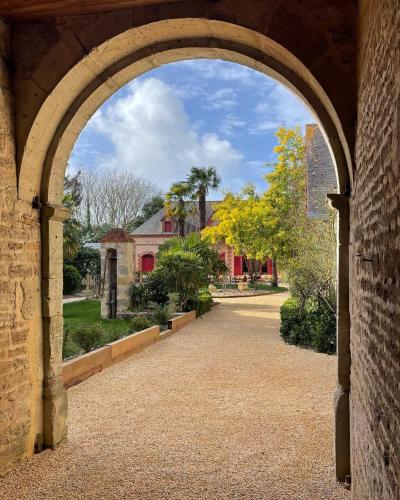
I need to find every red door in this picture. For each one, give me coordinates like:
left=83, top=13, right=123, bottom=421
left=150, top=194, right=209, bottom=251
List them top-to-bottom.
left=142, top=254, right=155, bottom=272
left=234, top=255, right=243, bottom=276
left=267, top=258, right=273, bottom=275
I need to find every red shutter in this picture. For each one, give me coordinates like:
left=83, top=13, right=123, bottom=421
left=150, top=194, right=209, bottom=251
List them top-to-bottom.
left=142, top=254, right=155, bottom=272
left=234, top=255, right=243, bottom=276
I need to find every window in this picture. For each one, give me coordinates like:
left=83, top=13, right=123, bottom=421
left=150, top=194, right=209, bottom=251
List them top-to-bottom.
left=163, top=220, right=172, bottom=232
left=142, top=254, right=155, bottom=272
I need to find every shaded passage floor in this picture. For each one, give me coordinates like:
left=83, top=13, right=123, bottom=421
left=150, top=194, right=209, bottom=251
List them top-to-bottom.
left=0, top=293, right=349, bottom=499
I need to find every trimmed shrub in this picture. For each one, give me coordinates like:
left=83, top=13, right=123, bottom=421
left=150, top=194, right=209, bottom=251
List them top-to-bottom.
left=63, top=264, right=82, bottom=295
left=280, top=297, right=336, bottom=354
left=280, top=297, right=304, bottom=344
left=306, top=299, right=336, bottom=354
left=130, top=316, right=153, bottom=333
left=71, top=322, right=104, bottom=353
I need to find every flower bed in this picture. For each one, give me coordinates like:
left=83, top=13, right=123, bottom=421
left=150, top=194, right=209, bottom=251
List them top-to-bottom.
left=62, top=311, right=198, bottom=388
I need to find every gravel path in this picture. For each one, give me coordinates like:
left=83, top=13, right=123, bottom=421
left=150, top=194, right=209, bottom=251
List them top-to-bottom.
left=0, top=293, right=349, bottom=500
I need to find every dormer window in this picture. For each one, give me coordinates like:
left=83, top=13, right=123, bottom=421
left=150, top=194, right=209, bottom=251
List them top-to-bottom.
left=163, top=220, right=172, bottom=233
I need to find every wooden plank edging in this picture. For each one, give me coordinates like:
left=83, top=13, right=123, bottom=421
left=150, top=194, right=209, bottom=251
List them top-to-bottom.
left=62, top=311, right=197, bottom=388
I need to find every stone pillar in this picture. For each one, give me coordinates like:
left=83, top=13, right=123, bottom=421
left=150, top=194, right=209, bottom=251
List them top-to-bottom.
left=328, top=193, right=351, bottom=481
left=40, top=204, right=70, bottom=449
left=100, top=229, right=135, bottom=319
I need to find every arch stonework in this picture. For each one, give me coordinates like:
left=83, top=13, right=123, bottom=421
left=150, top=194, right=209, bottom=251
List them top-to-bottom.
left=2, top=1, right=358, bottom=484
left=15, top=17, right=354, bottom=204
left=21, top=20, right=352, bottom=480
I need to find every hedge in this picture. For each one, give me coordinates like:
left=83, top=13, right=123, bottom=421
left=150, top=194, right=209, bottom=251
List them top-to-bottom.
left=280, top=297, right=336, bottom=354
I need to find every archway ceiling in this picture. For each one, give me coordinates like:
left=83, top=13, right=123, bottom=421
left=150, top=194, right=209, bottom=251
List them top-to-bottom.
left=0, top=0, right=182, bottom=19
left=1, top=0, right=356, bottom=21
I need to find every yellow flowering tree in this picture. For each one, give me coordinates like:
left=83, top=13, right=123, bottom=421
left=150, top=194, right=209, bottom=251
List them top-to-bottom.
left=203, top=127, right=306, bottom=286
left=262, top=127, right=306, bottom=263
left=202, top=184, right=275, bottom=282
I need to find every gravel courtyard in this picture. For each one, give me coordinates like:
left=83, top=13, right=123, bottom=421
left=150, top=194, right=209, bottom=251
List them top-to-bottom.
left=0, top=293, right=349, bottom=499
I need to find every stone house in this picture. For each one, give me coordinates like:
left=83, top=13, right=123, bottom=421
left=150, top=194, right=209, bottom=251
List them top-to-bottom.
left=99, top=202, right=274, bottom=319
left=131, top=202, right=273, bottom=277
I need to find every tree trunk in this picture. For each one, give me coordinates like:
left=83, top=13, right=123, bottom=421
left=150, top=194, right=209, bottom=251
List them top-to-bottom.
left=199, top=193, right=206, bottom=230
left=178, top=199, right=185, bottom=237
left=178, top=217, right=185, bottom=237
left=271, top=259, right=278, bottom=287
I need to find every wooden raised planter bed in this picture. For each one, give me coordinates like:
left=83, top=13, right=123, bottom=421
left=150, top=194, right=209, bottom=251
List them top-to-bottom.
left=62, top=310, right=198, bottom=389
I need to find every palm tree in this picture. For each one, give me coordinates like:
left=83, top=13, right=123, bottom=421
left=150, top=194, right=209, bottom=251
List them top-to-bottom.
left=187, top=167, right=221, bottom=230
left=165, top=181, right=192, bottom=237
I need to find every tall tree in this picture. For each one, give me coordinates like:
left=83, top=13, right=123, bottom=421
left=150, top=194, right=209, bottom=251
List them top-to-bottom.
left=262, top=127, right=306, bottom=285
left=187, top=167, right=220, bottom=230
left=77, top=169, right=162, bottom=233
left=63, top=173, right=83, bottom=259
left=165, top=181, right=192, bottom=237
left=202, top=184, right=274, bottom=282
left=133, top=195, right=164, bottom=229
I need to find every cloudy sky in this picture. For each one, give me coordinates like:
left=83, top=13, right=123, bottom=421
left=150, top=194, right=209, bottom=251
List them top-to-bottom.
left=69, top=59, right=314, bottom=196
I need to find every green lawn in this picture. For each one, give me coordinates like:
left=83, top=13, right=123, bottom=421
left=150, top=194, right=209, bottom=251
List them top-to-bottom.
left=63, top=300, right=132, bottom=337
left=63, top=300, right=133, bottom=360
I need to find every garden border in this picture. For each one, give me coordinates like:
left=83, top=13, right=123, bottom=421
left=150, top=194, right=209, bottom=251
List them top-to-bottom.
left=62, top=310, right=197, bottom=388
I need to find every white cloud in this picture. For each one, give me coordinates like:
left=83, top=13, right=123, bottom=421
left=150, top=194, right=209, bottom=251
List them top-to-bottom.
left=179, top=60, right=266, bottom=86
left=85, top=77, right=244, bottom=192
left=252, top=84, right=314, bottom=134
left=204, top=87, right=237, bottom=110
left=219, top=114, right=247, bottom=136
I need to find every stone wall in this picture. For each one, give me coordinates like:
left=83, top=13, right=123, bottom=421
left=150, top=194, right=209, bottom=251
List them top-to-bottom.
left=351, top=0, right=400, bottom=497
left=0, top=19, right=43, bottom=474
left=305, top=124, right=338, bottom=218
left=100, top=229, right=135, bottom=318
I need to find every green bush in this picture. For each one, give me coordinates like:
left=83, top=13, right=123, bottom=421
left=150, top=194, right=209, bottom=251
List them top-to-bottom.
left=158, top=232, right=228, bottom=279
left=66, top=247, right=101, bottom=280
left=157, top=249, right=208, bottom=311
left=63, top=264, right=82, bottom=295
left=130, top=269, right=169, bottom=309
left=145, top=269, right=169, bottom=304
left=130, top=282, right=151, bottom=309
left=187, top=289, right=213, bottom=317
left=280, top=297, right=336, bottom=354
left=305, top=299, right=336, bottom=354
left=150, top=304, right=174, bottom=326
left=130, top=316, right=153, bottom=332
left=71, top=322, right=104, bottom=353
left=62, top=325, right=81, bottom=360
left=104, top=328, right=124, bottom=343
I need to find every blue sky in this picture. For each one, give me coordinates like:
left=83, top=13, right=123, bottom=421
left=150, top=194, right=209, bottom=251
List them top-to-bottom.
left=69, top=59, right=314, bottom=197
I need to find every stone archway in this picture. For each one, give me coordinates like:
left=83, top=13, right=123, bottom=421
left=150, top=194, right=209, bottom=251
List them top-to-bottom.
left=15, top=17, right=352, bottom=481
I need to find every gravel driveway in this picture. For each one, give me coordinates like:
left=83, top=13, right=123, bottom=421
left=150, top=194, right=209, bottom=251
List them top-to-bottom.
left=0, top=292, right=349, bottom=499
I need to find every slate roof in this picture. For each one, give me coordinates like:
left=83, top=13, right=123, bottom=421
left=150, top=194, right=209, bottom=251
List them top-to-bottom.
left=131, top=201, right=219, bottom=236
left=84, top=242, right=101, bottom=250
